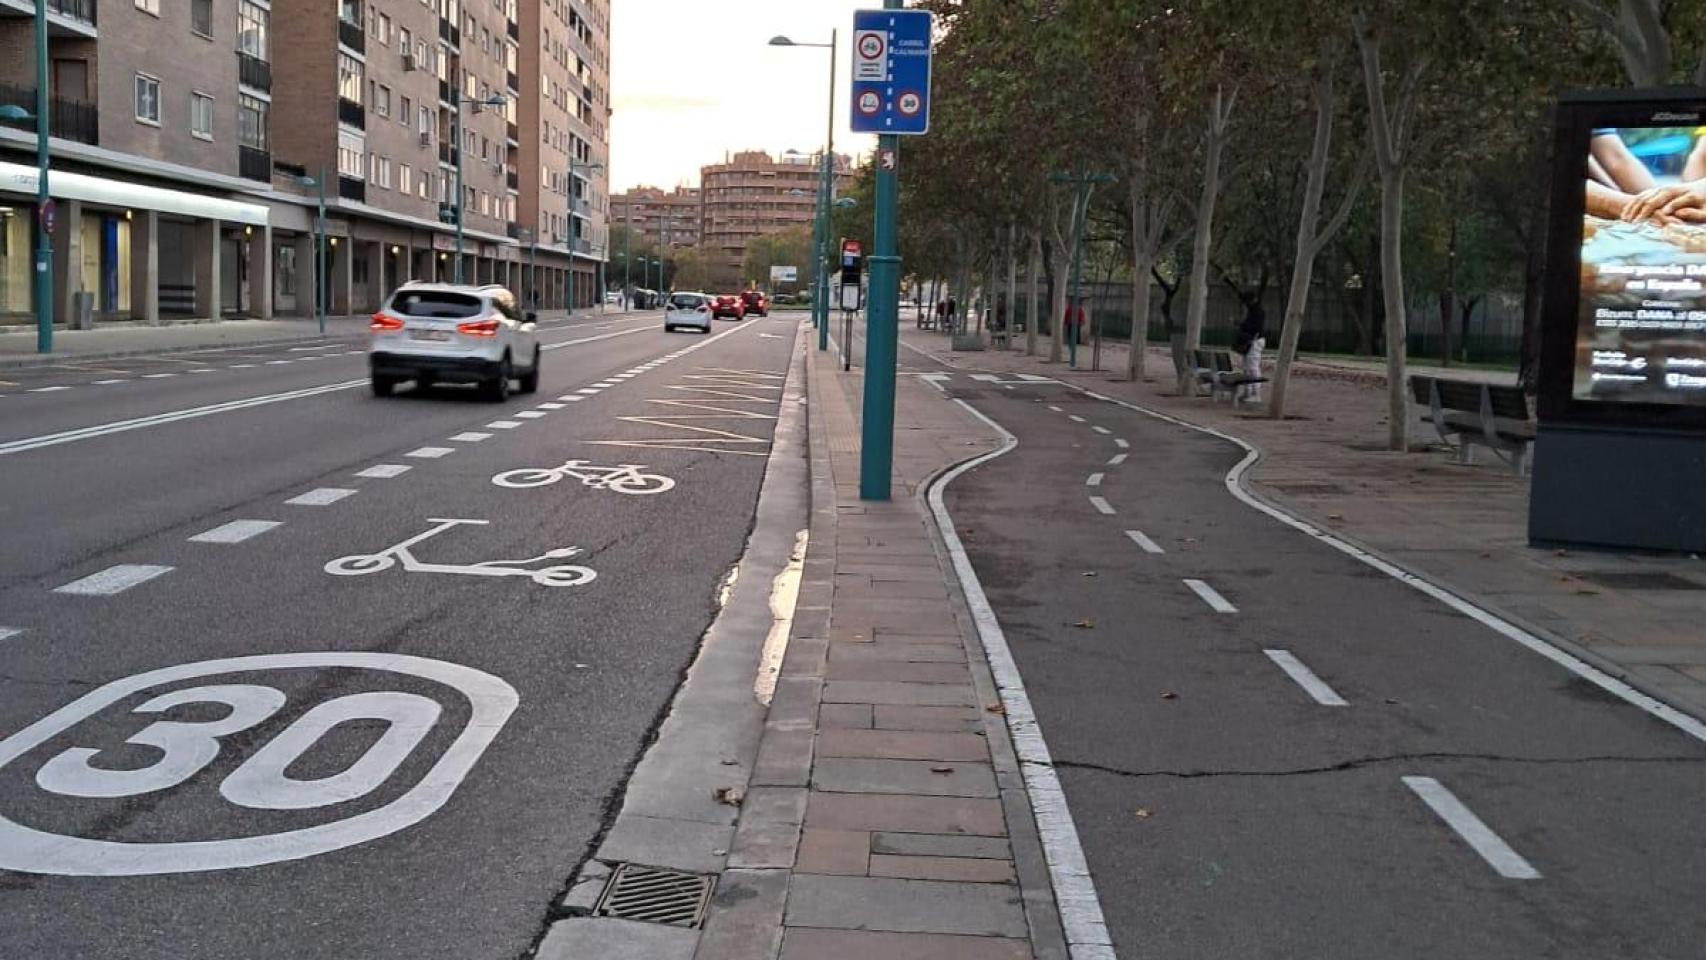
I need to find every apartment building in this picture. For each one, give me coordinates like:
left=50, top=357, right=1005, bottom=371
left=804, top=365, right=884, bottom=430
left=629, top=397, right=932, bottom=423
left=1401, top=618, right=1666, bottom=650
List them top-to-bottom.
left=0, top=0, right=612, bottom=326
left=699, top=150, right=852, bottom=288
left=609, top=185, right=701, bottom=249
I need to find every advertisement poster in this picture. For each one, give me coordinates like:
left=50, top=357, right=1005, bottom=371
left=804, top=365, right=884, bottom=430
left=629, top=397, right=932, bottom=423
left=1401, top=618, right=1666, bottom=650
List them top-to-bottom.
left=1576, top=126, right=1706, bottom=405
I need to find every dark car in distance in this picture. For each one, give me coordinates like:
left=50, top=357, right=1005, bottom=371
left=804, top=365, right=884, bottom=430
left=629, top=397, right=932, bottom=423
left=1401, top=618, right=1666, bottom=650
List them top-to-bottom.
left=740, top=289, right=769, bottom=317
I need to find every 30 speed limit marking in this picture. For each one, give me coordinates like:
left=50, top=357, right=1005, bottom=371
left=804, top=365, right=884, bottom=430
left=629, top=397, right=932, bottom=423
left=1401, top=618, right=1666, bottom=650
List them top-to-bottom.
left=0, top=653, right=517, bottom=876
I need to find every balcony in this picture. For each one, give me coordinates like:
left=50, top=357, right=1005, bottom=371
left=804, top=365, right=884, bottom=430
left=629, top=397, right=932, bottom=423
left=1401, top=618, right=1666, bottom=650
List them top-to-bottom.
left=338, top=17, right=364, bottom=54
left=438, top=18, right=459, bottom=49
left=507, top=20, right=519, bottom=42
left=237, top=52, right=271, bottom=92
left=507, top=71, right=518, bottom=93
left=438, top=79, right=452, bottom=105
left=0, top=83, right=96, bottom=145
left=338, top=98, right=365, bottom=130
left=506, top=120, right=518, bottom=144
left=438, top=143, right=459, bottom=167
left=238, top=145, right=272, bottom=182
left=506, top=168, right=518, bottom=190
left=338, top=176, right=366, bottom=203
left=506, top=222, right=520, bottom=239
left=572, top=237, right=593, bottom=255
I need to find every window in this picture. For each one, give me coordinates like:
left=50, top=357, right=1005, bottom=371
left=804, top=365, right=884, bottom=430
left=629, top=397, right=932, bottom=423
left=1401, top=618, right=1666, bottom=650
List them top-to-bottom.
left=135, top=0, right=159, bottom=15
left=189, top=0, right=214, bottom=36
left=340, top=0, right=362, bottom=25
left=239, top=1, right=269, bottom=59
left=376, top=13, right=392, bottom=45
left=399, top=27, right=412, bottom=53
left=338, top=53, right=364, bottom=103
left=134, top=74, right=161, bottom=125
left=374, top=84, right=391, bottom=118
left=190, top=92, right=214, bottom=140
left=238, top=94, right=268, bottom=150
left=399, top=95, right=411, bottom=125
left=418, top=105, right=432, bottom=136
left=338, top=135, right=365, bottom=179
left=374, top=156, right=392, bottom=189
left=399, top=164, right=413, bottom=195
left=419, top=171, right=432, bottom=201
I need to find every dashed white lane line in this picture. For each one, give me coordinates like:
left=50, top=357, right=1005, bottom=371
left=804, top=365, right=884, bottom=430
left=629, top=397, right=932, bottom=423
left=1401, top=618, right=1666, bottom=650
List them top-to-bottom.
left=265, top=360, right=293, bottom=365
left=230, top=364, right=257, bottom=369
left=189, top=369, right=215, bottom=374
left=142, top=373, right=178, bottom=379
left=93, top=379, right=129, bottom=385
left=592, top=382, right=617, bottom=388
left=28, top=385, right=72, bottom=393
left=577, top=388, right=601, bottom=395
left=562, top=395, right=586, bottom=402
left=537, top=402, right=566, bottom=410
left=1047, top=405, right=1063, bottom=412
left=514, top=411, right=547, bottom=419
left=1068, top=414, right=1086, bottom=423
left=487, top=420, right=522, bottom=429
left=1091, top=425, right=1111, bottom=435
left=449, top=432, right=491, bottom=442
left=1114, top=438, right=1129, bottom=449
left=407, top=446, right=456, bottom=458
left=1108, top=453, right=1129, bottom=466
left=355, top=464, right=412, bottom=479
left=1086, top=473, right=1105, bottom=487
left=285, top=487, right=357, bottom=507
left=1088, top=496, right=1115, bottom=515
left=189, top=519, right=282, bottom=544
left=1124, top=530, right=1165, bottom=554
left=54, top=564, right=174, bottom=596
left=1184, top=578, right=1238, bottom=613
left=0, top=627, right=22, bottom=642
left=1263, top=649, right=1348, bottom=706
left=1402, top=776, right=1541, bottom=880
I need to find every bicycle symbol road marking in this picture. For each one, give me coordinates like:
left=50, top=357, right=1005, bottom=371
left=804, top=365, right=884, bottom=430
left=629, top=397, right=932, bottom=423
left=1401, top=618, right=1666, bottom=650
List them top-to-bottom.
left=492, top=460, right=675, bottom=495
left=325, top=518, right=598, bottom=587
left=0, top=653, right=517, bottom=876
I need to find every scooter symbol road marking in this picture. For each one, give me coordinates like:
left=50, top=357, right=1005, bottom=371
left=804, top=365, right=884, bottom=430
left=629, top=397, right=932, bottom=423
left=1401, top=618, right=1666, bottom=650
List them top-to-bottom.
left=325, top=519, right=598, bottom=587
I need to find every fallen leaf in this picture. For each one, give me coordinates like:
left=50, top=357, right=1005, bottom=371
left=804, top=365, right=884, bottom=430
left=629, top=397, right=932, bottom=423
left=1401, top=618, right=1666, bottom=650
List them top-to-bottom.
left=1327, top=514, right=1344, bottom=521
left=1479, top=552, right=1492, bottom=559
left=1081, top=571, right=1099, bottom=578
left=1575, top=588, right=1600, bottom=596
left=1072, top=619, right=1095, bottom=629
left=1160, top=691, right=1178, bottom=700
left=1384, top=698, right=1400, bottom=705
left=986, top=703, right=1007, bottom=715
left=719, top=759, right=739, bottom=766
left=930, top=766, right=954, bottom=774
left=713, top=787, right=745, bottom=807
left=1133, top=808, right=1153, bottom=819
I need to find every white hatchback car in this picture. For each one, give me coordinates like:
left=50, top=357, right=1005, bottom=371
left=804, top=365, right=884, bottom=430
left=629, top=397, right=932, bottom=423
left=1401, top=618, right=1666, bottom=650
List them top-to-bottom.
left=369, top=283, right=540, bottom=401
left=663, top=292, right=714, bottom=334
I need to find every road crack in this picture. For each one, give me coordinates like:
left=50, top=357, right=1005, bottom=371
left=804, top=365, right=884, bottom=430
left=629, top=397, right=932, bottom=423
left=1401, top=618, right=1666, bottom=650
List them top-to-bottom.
left=1050, top=751, right=1706, bottom=780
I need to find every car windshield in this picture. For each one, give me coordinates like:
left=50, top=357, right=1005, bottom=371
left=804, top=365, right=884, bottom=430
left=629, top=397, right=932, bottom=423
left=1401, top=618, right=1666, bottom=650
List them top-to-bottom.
left=388, top=291, right=483, bottom=319
left=670, top=295, right=704, bottom=309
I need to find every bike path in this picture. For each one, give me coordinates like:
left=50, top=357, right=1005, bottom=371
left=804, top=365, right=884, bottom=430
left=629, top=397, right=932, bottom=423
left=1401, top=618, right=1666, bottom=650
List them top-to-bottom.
left=0, top=317, right=798, bottom=960
left=935, top=377, right=1706, bottom=960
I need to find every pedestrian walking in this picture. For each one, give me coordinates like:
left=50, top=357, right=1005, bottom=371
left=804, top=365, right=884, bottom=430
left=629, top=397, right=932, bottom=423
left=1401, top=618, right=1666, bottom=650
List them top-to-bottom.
left=947, top=296, right=958, bottom=332
left=1064, top=300, right=1085, bottom=347
left=1233, top=301, right=1266, bottom=404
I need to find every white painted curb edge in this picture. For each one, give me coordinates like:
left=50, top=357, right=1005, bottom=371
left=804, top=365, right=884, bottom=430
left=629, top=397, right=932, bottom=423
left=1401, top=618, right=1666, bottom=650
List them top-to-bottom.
left=1069, top=384, right=1706, bottom=747
left=925, top=396, right=1117, bottom=960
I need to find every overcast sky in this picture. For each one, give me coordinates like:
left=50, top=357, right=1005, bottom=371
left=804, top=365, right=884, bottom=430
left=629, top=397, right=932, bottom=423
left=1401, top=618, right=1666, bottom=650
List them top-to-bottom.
left=608, top=0, right=877, bottom=193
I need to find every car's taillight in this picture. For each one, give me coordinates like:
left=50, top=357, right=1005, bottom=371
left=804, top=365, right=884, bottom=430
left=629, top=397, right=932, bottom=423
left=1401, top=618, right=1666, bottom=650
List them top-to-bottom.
left=370, top=313, right=404, bottom=332
left=457, top=318, right=501, bottom=337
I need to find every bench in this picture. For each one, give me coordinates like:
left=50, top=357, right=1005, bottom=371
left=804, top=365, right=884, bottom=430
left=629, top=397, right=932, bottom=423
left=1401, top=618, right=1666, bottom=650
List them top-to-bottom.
left=1193, top=349, right=1267, bottom=402
left=1410, top=375, right=1535, bottom=474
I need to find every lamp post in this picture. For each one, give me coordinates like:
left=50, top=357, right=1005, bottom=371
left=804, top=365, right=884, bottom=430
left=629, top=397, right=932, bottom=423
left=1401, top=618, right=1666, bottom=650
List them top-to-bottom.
left=0, top=6, right=52, bottom=351
left=769, top=32, right=837, bottom=352
left=451, top=89, right=507, bottom=285
left=566, top=159, right=604, bottom=316
left=292, top=171, right=328, bottom=334
left=620, top=196, right=632, bottom=311
left=517, top=227, right=538, bottom=310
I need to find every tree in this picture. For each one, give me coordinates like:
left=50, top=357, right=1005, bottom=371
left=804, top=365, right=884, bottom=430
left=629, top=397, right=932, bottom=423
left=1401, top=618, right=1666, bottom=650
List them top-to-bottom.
left=1565, top=0, right=1706, bottom=85
left=742, top=228, right=813, bottom=293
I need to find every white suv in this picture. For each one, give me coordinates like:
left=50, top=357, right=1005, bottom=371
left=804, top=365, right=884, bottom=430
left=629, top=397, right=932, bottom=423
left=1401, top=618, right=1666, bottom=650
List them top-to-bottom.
left=369, top=283, right=541, bottom=401
left=663, top=292, right=713, bottom=334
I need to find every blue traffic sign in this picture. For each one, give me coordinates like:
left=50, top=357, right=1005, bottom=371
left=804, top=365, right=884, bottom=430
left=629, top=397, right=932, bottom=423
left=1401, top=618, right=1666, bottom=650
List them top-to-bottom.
left=849, top=9, right=933, bottom=135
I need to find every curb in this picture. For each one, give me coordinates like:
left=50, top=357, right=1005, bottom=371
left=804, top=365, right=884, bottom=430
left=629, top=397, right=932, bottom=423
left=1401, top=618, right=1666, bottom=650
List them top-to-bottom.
left=0, top=330, right=367, bottom=369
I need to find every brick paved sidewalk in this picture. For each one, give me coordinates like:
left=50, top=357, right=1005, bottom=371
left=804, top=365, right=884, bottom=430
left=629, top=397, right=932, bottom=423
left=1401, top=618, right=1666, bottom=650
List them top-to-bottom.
left=903, top=330, right=1706, bottom=723
left=693, top=346, right=1063, bottom=960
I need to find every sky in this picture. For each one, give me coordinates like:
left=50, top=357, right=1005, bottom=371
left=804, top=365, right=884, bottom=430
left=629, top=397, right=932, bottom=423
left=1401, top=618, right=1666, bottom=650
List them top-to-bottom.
left=608, top=0, right=877, bottom=193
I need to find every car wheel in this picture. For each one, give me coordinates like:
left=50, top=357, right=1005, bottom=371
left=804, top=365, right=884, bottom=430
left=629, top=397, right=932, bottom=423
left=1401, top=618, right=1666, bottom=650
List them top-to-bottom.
left=664, top=324, right=674, bottom=333
left=518, top=347, right=541, bottom=394
left=484, top=358, right=512, bottom=402
left=370, top=376, right=395, bottom=397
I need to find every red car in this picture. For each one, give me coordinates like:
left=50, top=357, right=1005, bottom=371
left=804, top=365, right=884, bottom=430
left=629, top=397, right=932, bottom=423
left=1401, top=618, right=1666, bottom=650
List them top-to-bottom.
left=740, top=289, right=769, bottom=318
left=711, top=294, right=746, bottom=320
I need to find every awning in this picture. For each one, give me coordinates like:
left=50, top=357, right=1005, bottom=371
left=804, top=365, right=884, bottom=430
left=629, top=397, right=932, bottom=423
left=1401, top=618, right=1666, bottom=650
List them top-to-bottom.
left=0, top=161, right=269, bottom=226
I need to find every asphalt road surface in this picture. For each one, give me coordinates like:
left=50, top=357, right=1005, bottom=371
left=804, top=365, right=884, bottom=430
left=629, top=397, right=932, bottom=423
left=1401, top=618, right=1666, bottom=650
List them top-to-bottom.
left=0, top=311, right=801, bottom=959
left=931, top=368, right=1706, bottom=960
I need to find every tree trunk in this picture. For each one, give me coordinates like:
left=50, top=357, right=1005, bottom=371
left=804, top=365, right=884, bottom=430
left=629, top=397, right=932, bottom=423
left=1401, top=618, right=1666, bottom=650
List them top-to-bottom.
left=1182, top=86, right=1234, bottom=394
left=1377, top=172, right=1410, bottom=451
left=1518, top=179, right=1548, bottom=391
left=1439, top=215, right=1457, bottom=367
left=1005, top=222, right=1018, bottom=352
left=1026, top=231, right=1041, bottom=356
left=1050, top=237, right=1069, bottom=363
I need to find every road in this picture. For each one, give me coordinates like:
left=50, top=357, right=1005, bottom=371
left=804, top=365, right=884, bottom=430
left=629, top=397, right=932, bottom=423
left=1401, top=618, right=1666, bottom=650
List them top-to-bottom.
left=0, top=311, right=801, bottom=960
left=912, top=358, right=1706, bottom=959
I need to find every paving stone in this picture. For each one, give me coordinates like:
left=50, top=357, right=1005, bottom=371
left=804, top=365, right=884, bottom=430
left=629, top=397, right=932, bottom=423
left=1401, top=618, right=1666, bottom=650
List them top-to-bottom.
left=870, top=628, right=964, bottom=642
left=780, top=637, right=828, bottom=677
left=830, top=642, right=966, bottom=664
left=825, top=659, right=970, bottom=684
left=768, top=676, right=822, bottom=726
left=822, top=681, right=978, bottom=707
left=818, top=703, right=875, bottom=729
left=874, top=705, right=987, bottom=732
left=753, top=728, right=814, bottom=787
left=818, top=729, right=989, bottom=762
left=813, top=758, right=997, bottom=798
left=728, top=787, right=808, bottom=869
left=806, top=792, right=1007, bottom=836
left=597, top=816, right=733, bottom=875
left=795, top=828, right=870, bottom=875
left=870, top=833, right=1013, bottom=860
left=868, top=854, right=1015, bottom=884
left=694, top=868, right=789, bottom=960
left=783, top=874, right=1028, bottom=938
left=536, top=917, right=697, bottom=960
left=779, top=928, right=1032, bottom=960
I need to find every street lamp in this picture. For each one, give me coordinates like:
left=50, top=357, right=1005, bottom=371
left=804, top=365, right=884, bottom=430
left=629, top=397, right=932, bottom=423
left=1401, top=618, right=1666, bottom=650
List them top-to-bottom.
left=2, top=3, right=51, bottom=352
left=769, top=32, right=837, bottom=352
left=450, top=90, right=508, bottom=285
left=566, top=159, right=604, bottom=315
left=292, top=171, right=328, bottom=334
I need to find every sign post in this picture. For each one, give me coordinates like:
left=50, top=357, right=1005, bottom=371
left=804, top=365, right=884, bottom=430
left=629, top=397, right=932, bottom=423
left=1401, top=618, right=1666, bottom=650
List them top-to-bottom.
left=851, top=4, right=932, bottom=501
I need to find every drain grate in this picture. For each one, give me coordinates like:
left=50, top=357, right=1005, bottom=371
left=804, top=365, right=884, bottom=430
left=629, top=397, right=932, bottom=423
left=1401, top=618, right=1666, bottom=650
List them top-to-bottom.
left=1575, top=571, right=1705, bottom=591
left=592, top=863, right=715, bottom=928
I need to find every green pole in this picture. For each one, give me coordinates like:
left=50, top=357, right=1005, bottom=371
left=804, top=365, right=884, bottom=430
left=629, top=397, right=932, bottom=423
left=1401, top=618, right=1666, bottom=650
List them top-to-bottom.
left=33, top=0, right=51, bottom=353
left=859, top=4, right=903, bottom=501
left=817, top=29, right=837, bottom=351
left=452, top=89, right=464, bottom=284
left=316, top=167, right=327, bottom=334
left=1066, top=179, right=1089, bottom=370
left=621, top=200, right=631, bottom=310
